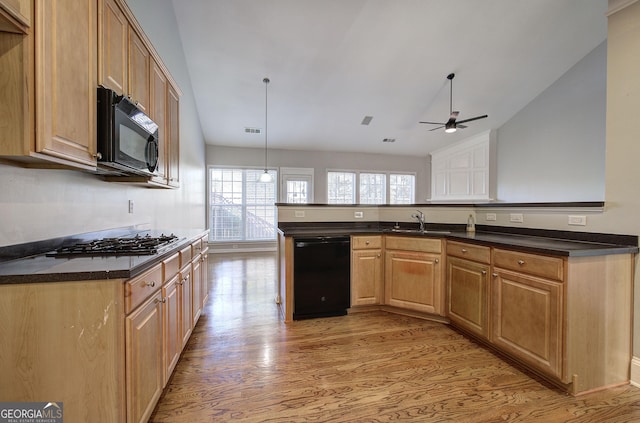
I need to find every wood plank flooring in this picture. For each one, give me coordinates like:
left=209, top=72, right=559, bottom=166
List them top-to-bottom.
left=150, top=252, right=640, bottom=422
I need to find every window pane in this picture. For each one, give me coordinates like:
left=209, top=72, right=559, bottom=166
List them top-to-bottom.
left=209, top=168, right=277, bottom=242
left=327, top=172, right=355, bottom=204
left=360, top=173, right=386, bottom=204
left=390, top=174, right=415, bottom=204
left=286, top=180, right=308, bottom=203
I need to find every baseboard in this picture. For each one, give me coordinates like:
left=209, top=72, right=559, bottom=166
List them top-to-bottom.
left=630, top=356, right=640, bottom=388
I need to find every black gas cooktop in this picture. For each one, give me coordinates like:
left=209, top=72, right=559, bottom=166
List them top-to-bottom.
left=46, top=233, right=180, bottom=258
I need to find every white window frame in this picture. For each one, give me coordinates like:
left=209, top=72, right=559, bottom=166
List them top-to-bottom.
left=280, top=167, right=314, bottom=203
left=326, top=169, right=416, bottom=204
left=327, top=170, right=357, bottom=204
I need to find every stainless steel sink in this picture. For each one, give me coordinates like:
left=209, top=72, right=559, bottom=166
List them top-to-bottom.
left=389, top=228, right=450, bottom=235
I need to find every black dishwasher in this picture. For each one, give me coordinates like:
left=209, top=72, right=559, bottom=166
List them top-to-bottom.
left=293, top=235, right=351, bottom=320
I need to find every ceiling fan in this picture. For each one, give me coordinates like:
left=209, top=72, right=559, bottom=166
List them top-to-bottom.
left=419, top=73, right=487, bottom=133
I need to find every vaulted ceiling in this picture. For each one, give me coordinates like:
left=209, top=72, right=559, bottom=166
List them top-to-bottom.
left=171, top=0, right=607, bottom=156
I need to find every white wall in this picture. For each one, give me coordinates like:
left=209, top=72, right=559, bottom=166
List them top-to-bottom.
left=0, top=0, right=206, bottom=247
left=496, top=41, right=606, bottom=202
left=206, top=145, right=431, bottom=203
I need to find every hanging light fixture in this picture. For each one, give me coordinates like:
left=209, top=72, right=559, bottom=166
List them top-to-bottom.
left=259, top=77, right=273, bottom=183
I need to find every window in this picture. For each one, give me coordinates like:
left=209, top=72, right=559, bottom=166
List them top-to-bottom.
left=280, top=167, right=314, bottom=203
left=209, top=168, right=277, bottom=242
left=328, top=170, right=415, bottom=204
left=327, top=171, right=356, bottom=204
left=360, top=173, right=386, bottom=204
left=390, top=174, right=415, bottom=204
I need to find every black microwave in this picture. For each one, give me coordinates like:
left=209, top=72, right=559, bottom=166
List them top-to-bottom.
left=97, top=86, right=159, bottom=175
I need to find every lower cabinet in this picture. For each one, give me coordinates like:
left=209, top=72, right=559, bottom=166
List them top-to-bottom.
left=351, top=235, right=383, bottom=306
left=384, top=236, right=443, bottom=315
left=192, top=253, right=202, bottom=326
left=447, top=256, right=490, bottom=339
left=179, top=264, right=193, bottom=348
left=491, top=267, right=564, bottom=380
left=162, top=274, right=181, bottom=383
left=125, top=290, right=164, bottom=423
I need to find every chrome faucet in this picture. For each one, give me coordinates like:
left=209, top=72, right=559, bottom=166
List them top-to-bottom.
left=411, top=210, right=425, bottom=232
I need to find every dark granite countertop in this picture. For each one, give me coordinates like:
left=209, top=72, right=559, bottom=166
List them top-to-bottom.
left=277, top=222, right=638, bottom=257
left=0, top=229, right=208, bottom=284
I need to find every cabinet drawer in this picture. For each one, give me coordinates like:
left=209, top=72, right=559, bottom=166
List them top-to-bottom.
left=352, top=235, right=382, bottom=250
left=385, top=236, right=441, bottom=253
left=191, top=238, right=203, bottom=256
left=446, top=241, right=490, bottom=264
left=179, top=244, right=192, bottom=268
left=493, top=248, right=564, bottom=281
left=163, top=253, right=180, bottom=280
left=125, top=263, right=163, bottom=314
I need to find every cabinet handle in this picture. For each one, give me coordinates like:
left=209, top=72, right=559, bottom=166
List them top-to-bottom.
left=93, top=152, right=102, bottom=160
left=461, top=248, right=467, bottom=253
left=376, top=254, right=381, bottom=258
left=434, top=259, right=439, bottom=264
left=517, top=260, right=525, bottom=265
left=481, top=270, right=487, bottom=275
left=492, top=273, right=498, bottom=278
left=146, top=281, right=156, bottom=288
left=155, top=297, right=166, bottom=304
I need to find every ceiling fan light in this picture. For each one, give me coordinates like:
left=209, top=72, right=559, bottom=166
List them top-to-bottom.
left=445, top=127, right=457, bottom=133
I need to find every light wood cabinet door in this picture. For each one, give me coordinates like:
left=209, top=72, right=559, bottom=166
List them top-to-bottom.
left=0, top=0, right=30, bottom=32
left=35, top=0, right=97, bottom=167
left=99, top=0, right=127, bottom=94
left=128, top=27, right=149, bottom=113
left=150, top=59, right=167, bottom=182
left=167, top=83, right=180, bottom=187
left=200, top=249, right=209, bottom=310
left=351, top=249, right=383, bottom=306
left=385, top=249, right=443, bottom=315
left=192, top=256, right=202, bottom=326
left=447, top=256, right=490, bottom=339
left=179, top=266, right=193, bottom=348
left=491, top=268, right=564, bottom=380
left=162, top=274, right=181, bottom=385
left=126, top=291, right=163, bottom=423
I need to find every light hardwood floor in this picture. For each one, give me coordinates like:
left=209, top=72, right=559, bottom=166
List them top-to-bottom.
left=150, top=252, right=640, bottom=422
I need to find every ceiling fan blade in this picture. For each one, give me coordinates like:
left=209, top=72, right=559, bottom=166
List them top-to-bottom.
left=456, top=114, right=488, bottom=125
left=419, top=121, right=446, bottom=125
left=429, top=125, right=445, bottom=131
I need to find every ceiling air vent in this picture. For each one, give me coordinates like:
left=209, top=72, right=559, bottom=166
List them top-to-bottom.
left=361, top=116, right=373, bottom=126
left=245, top=127, right=261, bottom=134
left=382, top=138, right=396, bottom=143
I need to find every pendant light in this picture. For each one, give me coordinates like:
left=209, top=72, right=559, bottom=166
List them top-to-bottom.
left=259, top=77, right=273, bottom=183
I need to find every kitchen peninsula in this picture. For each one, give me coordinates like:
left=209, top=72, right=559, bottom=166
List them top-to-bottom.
left=276, top=203, right=638, bottom=396
left=0, top=227, right=209, bottom=423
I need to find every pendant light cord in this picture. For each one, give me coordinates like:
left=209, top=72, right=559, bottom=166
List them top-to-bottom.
left=263, top=77, right=270, bottom=173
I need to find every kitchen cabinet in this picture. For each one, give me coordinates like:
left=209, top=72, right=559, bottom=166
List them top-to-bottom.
left=0, top=0, right=98, bottom=169
left=0, top=0, right=30, bottom=33
left=99, top=0, right=128, bottom=94
left=128, top=27, right=150, bottom=113
left=150, top=59, right=167, bottom=184
left=167, top=83, right=180, bottom=187
left=351, top=235, right=383, bottom=306
left=384, top=236, right=444, bottom=315
left=200, top=238, right=210, bottom=310
left=446, top=241, right=491, bottom=339
left=192, top=249, right=203, bottom=326
left=162, top=253, right=181, bottom=384
left=179, top=263, right=193, bottom=348
left=125, top=289, right=164, bottom=423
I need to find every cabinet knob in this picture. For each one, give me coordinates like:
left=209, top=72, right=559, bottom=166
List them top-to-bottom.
left=93, top=152, right=102, bottom=160
left=365, top=240, right=370, bottom=245
left=461, top=248, right=467, bottom=253
left=376, top=254, right=381, bottom=258
left=434, top=259, right=439, bottom=264
left=517, top=260, right=525, bottom=265
left=481, top=270, right=487, bottom=275
left=492, top=273, right=498, bottom=278
left=146, top=281, right=156, bottom=288
left=155, top=297, right=166, bottom=304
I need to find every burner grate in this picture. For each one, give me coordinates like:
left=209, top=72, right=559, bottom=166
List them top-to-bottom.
left=47, top=234, right=180, bottom=257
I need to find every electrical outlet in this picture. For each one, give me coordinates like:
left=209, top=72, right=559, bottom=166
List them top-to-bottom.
left=128, top=200, right=134, bottom=214
left=294, top=210, right=305, bottom=218
left=354, top=211, right=364, bottom=219
left=486, top=213, right=497, bottom=221
left=509, top=213, right=524, bottom=223
left=568, top=215, right=587, bottom=226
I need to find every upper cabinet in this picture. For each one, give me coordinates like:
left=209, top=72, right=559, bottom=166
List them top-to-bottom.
left=0, top=0, right=30, bottom=33
left=0, top=0, right=98, bottom=169
left=0, top=0, right=181, bottom=186
left=98, top=0, right=181, bottom=188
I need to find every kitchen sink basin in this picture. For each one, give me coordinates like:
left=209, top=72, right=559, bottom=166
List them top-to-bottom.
left=389, top=228, right=450, bottom=235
